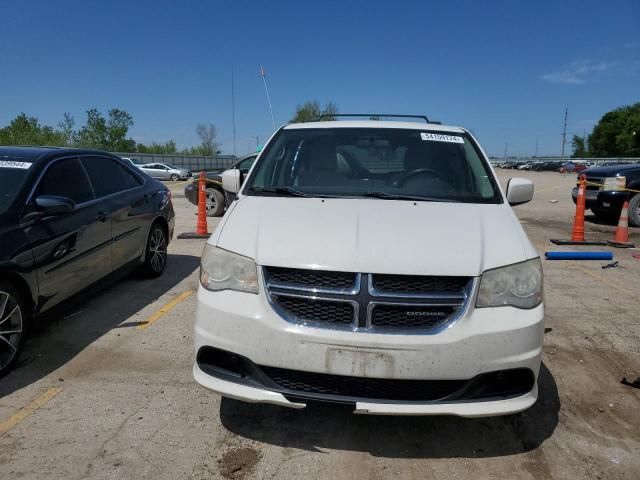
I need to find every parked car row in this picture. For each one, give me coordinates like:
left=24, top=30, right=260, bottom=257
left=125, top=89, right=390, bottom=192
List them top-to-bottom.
left=0, top=147, right=175, bottom=377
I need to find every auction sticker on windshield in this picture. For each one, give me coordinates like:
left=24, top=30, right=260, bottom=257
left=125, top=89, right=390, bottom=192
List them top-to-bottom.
left=420, top=132, right=464, bottom=143
left=0, top=160, right=32, bottom=169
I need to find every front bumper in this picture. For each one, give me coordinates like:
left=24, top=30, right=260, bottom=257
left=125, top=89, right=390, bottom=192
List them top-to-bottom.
left=571, top=188, right=627, bottom=212
left=193, top=283, right=544, bottom=416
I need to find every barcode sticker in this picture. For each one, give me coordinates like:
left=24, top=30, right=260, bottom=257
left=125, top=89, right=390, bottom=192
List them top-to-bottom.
left=420, top=133, right=464, bottom=144
left=0, top=160, right=32, bottom=169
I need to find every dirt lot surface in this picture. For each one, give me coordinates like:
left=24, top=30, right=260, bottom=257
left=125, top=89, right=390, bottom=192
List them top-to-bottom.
left=1, top=172, right=638, bottom=479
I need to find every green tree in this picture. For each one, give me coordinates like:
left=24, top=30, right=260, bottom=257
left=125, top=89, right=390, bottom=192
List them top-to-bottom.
left=290, top=101, right=339, bottom=123
left=588, top=103, right=640, bottom=157
left=76, top=108, right=108, bottom=148
left=106, top=109, right=135, bottom=151
left=58, top=112, right=75, bottom=146
left=0, top=113, right=65, bottom=146
left=195, top=123, right=220, bottom=156
left=571, top=135, right=587, bottom=157
left=137, top=140, right=177, bottom=154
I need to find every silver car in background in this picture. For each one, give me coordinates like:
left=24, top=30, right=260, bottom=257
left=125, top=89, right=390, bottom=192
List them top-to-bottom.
left=138, top=163, right=192, bottom=181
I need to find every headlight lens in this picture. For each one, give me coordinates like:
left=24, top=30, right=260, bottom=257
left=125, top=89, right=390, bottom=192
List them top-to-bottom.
left=603, top=176, right=626, bottom=191
left=200, top=245, right=258, bottom=294
left=476, top=258, right=542, bottom=309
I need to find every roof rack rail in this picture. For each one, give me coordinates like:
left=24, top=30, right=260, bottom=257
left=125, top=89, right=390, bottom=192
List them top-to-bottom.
left=317, top=114, right=433, bottom=123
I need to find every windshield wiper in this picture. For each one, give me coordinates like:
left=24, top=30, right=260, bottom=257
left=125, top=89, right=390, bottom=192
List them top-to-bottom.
left=248, top=186, right=311, bottom=197
left=248, top=186, right=340, bottom=198
left=361, top=191, right=456, bottom=202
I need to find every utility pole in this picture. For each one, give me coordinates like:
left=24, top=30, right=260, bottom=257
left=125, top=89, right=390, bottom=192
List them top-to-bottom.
left=231, top=66, right=237, bottom=155
left=561, top=107, right=568, bottom=157
left=535, top=136, right=538, bottom=157
left=504, top=142, right=508, bottom=158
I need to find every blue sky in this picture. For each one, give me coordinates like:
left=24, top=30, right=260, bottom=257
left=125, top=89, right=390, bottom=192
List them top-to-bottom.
left=1, top=0, right=638, bottom=156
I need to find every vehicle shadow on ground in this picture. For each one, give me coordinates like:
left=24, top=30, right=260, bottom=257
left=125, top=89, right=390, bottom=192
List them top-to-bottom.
left=584, top=213, right=618, bottom=227
left=0, top=254, right=199, bottom=398
left=219, top=364, right=559, bottom=459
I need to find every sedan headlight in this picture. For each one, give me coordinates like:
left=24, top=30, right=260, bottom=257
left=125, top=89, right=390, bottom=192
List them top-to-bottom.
left=603, top=176, right=626, bottom=191
left=200, top=245, right=258, bottom=294
left=476, top=258, right=542, bottom=309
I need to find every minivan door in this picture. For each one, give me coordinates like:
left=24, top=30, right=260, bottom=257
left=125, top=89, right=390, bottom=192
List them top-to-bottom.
left=80, top=156, right=151, bottom=270
left=24, top=157, right=112, bottom=312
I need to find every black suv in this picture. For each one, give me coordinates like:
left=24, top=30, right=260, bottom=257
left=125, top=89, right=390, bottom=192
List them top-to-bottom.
left=0, top=147, right=175, bottom=376
left=184, top=153, right=257, bottom=216
left=572, top=163, right=640, bottom=225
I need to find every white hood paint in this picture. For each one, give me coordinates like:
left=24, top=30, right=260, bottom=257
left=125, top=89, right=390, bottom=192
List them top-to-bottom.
left=213, top=197, right=537, bottom=277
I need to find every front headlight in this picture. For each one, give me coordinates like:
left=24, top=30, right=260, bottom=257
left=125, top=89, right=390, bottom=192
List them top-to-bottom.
left=603, top=176, right=626, bottom=191
left=200, top=245, right=258, bottom=294
left=476, top=258, right=542, bottom=309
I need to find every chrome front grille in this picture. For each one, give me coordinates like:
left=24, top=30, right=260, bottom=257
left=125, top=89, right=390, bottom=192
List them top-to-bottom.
left=583, top=176, right=604, bottom=190
left=263, top=267, right=474, bottom=334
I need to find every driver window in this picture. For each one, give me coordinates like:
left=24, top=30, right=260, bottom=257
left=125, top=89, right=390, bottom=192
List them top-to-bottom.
left=38, top=158, right=94, bottom=204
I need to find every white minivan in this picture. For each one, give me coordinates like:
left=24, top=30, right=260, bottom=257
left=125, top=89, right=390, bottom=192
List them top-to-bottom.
left=194, top=118, right=543, bottom=417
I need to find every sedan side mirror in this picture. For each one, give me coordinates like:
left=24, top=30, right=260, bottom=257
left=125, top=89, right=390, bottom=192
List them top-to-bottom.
left=222, top=169, right=241, bottom=193
left=506, top=178, right=534, bottom=206
left=35, top=195, right=75, bottom=215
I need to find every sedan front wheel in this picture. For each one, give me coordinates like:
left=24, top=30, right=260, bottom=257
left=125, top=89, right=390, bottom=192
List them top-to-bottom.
left=0, top=281, right=27, bottom=378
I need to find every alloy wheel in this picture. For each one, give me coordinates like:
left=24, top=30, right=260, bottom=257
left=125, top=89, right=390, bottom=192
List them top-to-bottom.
left=206, top=191, right=217, bottom=215
left=149, top=228, right=167, bottom=273
left=0, top=291, right=23, bottom=370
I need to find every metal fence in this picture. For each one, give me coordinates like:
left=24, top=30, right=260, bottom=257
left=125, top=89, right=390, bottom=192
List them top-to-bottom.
left=114, top=152, right=238, bottom=171
left=490, top=157, right=640, bottom=166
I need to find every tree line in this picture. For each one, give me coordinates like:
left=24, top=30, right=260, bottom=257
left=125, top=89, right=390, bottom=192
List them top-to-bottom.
left=572, top=102, right=640, bottom=157
left=0, top=109, right=221, bottom=156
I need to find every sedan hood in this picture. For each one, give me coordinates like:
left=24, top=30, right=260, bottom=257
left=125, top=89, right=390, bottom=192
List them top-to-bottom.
left=215, top=197, right=536, bottom=277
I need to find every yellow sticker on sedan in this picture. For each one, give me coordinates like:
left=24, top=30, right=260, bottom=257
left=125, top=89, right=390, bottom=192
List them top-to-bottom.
left=420, top=132, right=464, bottom=143
left=0, top=160, right=32, bottom=169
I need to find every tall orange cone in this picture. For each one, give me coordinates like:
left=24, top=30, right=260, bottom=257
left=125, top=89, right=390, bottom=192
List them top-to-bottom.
left=196, top=170, right=209, bottom=235
left=177, top=171, right=210, bottom=239
left=550, top=174, right=608, bottom=245
left=571, top=174, right=587, bottom=242
left=608, top=200, right=635, bottom=248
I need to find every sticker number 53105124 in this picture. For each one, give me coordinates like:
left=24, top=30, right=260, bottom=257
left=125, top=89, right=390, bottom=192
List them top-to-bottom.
left=420, top=133, right=464, bottom=144
left=0, top=160, right=32, bottom=169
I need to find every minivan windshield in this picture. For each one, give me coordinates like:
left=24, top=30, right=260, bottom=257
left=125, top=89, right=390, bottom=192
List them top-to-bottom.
left=244, top=128, right=501, bottom=203
left=0, top=167, right=30, bottom=215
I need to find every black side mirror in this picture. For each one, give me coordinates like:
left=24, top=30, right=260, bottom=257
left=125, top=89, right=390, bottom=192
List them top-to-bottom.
left=35, top=195, right=75, bottom=215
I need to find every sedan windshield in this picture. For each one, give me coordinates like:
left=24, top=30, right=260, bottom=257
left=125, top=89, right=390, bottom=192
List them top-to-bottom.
left=244, top=128, right=501, bottom=203
left=0, top=166, right=30, bottom=214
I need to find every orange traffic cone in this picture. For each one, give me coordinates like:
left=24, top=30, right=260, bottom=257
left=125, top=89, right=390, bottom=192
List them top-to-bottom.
left=177, top=171, right=210, bottom=239
left=196, top=171, right=209, bottom=235
left=551, top=174, right=607, bottom=245
left=571, top=174, right=587, bottom=242
left=608, top=200, right=635, bottom=248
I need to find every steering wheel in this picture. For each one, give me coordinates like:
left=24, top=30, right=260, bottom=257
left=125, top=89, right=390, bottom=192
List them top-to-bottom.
left=396, top=168, right=450, bottom=187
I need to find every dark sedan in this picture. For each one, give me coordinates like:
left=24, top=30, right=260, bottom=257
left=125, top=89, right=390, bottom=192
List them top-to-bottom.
left=0, top=146, right=175, bottom=376
left=184, top=153, right=257, bottom=216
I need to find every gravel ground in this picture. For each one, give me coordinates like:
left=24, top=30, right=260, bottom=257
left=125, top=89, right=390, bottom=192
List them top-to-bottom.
left=0, top=172, right=638, bottom=480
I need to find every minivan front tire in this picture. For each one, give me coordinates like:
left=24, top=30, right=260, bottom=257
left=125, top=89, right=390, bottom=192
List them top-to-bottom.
left=0, top=280, right=28, bottom=378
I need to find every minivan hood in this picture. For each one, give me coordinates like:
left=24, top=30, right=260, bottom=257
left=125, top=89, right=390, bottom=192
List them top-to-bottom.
left=215, top=197, right=536, bottom=277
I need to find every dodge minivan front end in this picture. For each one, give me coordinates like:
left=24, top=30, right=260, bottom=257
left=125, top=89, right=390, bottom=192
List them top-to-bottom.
left=193, top=120, right=544, bottom=417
